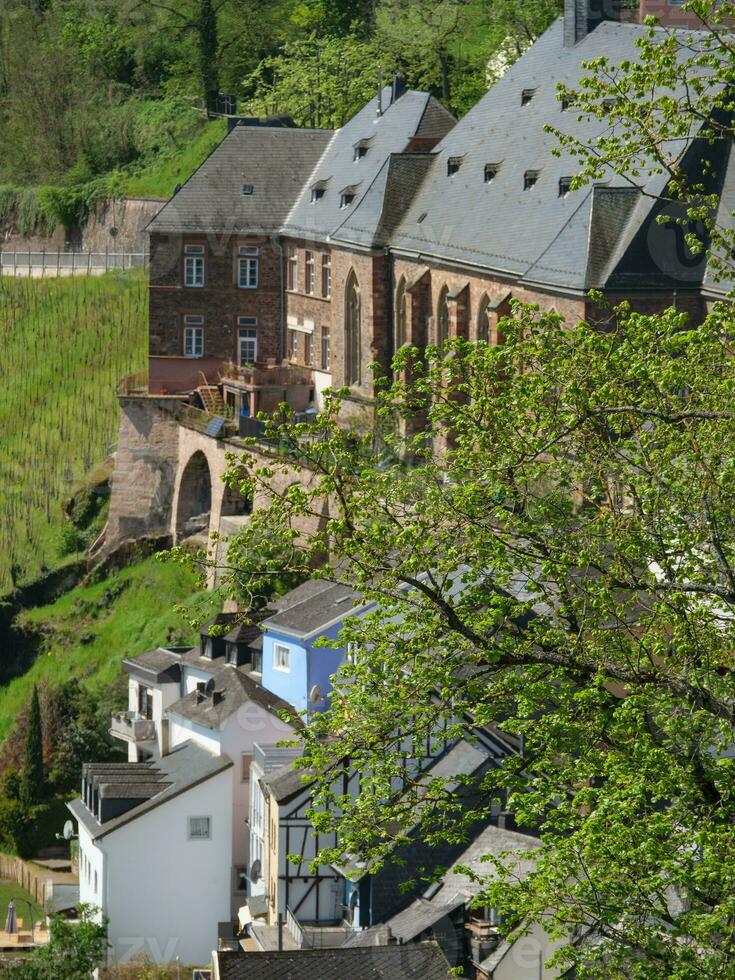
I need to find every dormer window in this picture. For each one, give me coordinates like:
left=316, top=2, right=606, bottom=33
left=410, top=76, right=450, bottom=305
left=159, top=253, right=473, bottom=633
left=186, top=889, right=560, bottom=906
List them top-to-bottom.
left=521, top=88, right=537, bottom=107
left=353, top=140, right=371, bottom=161
left=447, top=156, right=463, bottom=177
left=484, top=163, right=501, bottom=183
left=524, top=170, right=540, bottom=191
left=559, top=176, right=573, bottom=198
left=311, top=187, right=325, bottom=203
left=340, top=193, right=355, bottom=208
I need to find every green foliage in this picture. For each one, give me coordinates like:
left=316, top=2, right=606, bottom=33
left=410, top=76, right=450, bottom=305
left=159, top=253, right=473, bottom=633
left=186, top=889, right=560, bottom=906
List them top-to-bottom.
left=0, top=0, right=562, bottom=198
left=244, top=33, right=383, bottom=128
left=0, top=273, right=147, bottom=591
left=221, top=300, right=735, bottom=976
left=1, top=557, right=211, bottom=746
left=20, top=687, right=44, bottom=809
left=4, top=906, right=108, bottom=978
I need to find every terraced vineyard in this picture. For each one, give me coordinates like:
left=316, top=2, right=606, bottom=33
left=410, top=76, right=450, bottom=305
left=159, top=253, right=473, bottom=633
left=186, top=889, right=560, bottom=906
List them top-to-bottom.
left=0, top=273, right=147, bottom=591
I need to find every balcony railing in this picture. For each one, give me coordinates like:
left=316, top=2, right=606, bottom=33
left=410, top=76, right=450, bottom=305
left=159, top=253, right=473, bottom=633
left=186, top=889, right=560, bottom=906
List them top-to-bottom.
left=110, top=711, right=156, bottom=742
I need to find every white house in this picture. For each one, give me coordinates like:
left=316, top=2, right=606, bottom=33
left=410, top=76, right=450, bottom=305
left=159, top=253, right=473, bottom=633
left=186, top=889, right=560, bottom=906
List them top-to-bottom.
left=70, top=614, right=301, bottom=965
left=70, top=743, right=233, bottom=965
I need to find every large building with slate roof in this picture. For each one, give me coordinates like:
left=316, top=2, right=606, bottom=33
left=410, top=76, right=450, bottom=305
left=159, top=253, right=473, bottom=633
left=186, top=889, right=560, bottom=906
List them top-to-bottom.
left=106, top=0, right=727, bottom=562
left=143, top=0, right=721, bottom=417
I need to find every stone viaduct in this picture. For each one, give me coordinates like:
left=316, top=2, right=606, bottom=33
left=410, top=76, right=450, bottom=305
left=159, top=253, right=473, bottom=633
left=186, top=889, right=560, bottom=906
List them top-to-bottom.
left=104, top=397, right=325, bottom=582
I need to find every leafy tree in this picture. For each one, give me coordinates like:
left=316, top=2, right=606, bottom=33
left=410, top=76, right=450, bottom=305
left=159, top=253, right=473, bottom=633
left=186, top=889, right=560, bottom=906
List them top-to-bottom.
left=375, top=0, right=474, bottom=105
left=548, top=0, right=735, bottom=282
left=244, top=32, right=384, bottom=127
left=214, top=298, right=735, bottom=977
left=20, top=685, right=44, bottom=809
left=5, top=906, right=108, bottom=978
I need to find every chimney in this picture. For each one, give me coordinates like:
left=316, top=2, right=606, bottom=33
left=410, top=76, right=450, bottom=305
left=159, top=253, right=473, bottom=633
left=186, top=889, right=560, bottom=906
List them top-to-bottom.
left=564, top=0, right=619, bottom=45
left=390, top=74, right=406, bottom=104
left=212, top=690, right=224, bottom=706
left=158, top=718, right=171, bottom=757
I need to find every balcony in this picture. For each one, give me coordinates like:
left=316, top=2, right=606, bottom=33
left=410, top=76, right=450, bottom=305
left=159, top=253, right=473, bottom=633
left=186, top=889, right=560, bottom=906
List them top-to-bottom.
left=110, top=711, right=156, bottom=743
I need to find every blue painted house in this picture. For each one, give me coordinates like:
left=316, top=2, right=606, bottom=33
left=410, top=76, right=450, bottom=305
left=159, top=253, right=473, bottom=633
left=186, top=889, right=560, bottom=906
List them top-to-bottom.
left=260, top=580, right=369, bottom=716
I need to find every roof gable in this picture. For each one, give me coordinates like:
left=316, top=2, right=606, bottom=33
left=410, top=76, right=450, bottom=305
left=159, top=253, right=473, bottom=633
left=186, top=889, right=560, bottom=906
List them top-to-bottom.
left=147, top=125, right=333, bottom=236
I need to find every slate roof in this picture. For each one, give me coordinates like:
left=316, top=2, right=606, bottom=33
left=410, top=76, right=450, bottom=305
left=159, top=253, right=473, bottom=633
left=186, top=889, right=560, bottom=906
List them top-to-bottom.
left=388, top=17, right=712, bottom=294
left=282, top=87, right=455, bottom=244
left=147, top=125, right=333, bottom=235
left=264, top=580, right=363, bottom=639
left=122, top=646, right=187, bottom=683
left=167, top=664, right=300, bottom=731
left=69, top=741, right=232, bottom=839
left=260, top=760, right=311, bottom=804
left=349, top=823, right=539, bottom=947
left=215, top=942, right=452, bottom=980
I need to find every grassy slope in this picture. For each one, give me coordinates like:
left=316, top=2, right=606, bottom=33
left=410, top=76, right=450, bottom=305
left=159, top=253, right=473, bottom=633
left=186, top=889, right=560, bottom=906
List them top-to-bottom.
left=123, top=115, right=225, bottom=199
left=0, top=273, right=147, bottom=592
left=1, top=558, right=212, bottom=744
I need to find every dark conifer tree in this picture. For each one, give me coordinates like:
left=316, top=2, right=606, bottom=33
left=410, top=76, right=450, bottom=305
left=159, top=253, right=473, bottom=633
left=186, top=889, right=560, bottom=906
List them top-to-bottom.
left=21, top=685, right=44, bottom=808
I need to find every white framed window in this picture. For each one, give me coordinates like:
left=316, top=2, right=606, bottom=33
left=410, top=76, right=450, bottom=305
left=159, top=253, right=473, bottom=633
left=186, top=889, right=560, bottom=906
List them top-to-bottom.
left=184, top=244, right=205, bottom=287
left=287, top=245, right=298, bottom=291
left=238, top=246, right=259, bottom=289
left=305, top=251, right=315, bottom=295
left=322, top=254, right=332, bottom=298
left=183, top=316, right=204, bottom=358
left=238, top=317, right=257, bottom=365
left=321, top=325, right=331, bottom=371
left=346, top=642, right=359, bottom=665
left=273, top=643, right=291, bottom=672
left=188, top=815, right=211, bottom=840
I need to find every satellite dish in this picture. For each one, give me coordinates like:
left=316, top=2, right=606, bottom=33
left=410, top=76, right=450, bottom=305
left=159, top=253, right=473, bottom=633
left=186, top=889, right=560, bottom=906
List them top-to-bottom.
left=309, top=685, right=322, bottom=704
left=63, top=820, right=76, bottom=841
left=250, top=860, right=261, bottom=883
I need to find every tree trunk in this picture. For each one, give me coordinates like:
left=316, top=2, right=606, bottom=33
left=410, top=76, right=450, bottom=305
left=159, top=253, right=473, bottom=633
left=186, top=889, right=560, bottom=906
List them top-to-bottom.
left=197, top=0, right=220, bottom=113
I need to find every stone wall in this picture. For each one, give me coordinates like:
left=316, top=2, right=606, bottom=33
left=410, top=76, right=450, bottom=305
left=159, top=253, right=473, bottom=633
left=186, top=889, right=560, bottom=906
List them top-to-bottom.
left=1, top=197, right=164, bottom=253
left=104, top=396, right=182, bottom=555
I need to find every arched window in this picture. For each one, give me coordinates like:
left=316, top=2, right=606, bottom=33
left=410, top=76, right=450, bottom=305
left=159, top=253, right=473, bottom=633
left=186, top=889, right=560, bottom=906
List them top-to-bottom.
left=344, top=271, right=361, bottom=385
left=394, top=277, right=407, bottom=351
left=437, top=286, right=450, bottom=346
left=477, top=294, right=491, bottom=344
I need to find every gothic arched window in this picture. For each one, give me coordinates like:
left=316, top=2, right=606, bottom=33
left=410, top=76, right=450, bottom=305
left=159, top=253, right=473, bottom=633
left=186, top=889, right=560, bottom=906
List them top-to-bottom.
left=345, top=271, right=361, bottom=385
left=394, top=277, right=407, bottom=351
left=437, top=286, right=450, bottom=347
left=477, top=294, right=491, bottom=344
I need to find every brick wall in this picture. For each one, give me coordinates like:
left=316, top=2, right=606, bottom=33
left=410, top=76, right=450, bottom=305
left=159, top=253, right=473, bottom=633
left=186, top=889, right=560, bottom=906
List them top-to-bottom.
left=148, top=232, right=284, bottom=369
left=282, top=238, right=333, bottom=375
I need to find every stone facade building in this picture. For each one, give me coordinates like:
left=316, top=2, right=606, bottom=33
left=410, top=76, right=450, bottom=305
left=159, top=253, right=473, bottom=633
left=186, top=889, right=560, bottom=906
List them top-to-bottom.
left=105, top=0, right=730, bottom=559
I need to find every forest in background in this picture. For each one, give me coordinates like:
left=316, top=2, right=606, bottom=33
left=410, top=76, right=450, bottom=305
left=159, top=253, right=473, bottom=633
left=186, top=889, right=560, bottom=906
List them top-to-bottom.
left=0, top=0, right=561, bottom=225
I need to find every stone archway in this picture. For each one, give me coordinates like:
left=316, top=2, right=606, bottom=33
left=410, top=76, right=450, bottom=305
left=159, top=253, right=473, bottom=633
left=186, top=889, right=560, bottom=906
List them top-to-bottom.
left=175, top=450, right=212, bottom=542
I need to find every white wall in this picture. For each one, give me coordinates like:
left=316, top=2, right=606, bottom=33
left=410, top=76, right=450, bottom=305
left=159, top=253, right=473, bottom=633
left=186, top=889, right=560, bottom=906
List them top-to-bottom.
left=312, top=369, right=332, bottom=410
left=183, top=664, right=215, bottom=695
left=220, top=705, right=297, bottom=913
left=169, top=714, right=222, bottom=755
left=102, top=765, right=233, bottom=966
left=78, top=823, right=105, bottom=917
left=491, top=919, right=565, bottom=980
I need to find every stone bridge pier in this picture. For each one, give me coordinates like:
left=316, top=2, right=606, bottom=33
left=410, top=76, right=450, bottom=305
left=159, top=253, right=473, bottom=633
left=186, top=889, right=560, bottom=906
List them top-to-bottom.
left=104, top=397, right=328, bottom=587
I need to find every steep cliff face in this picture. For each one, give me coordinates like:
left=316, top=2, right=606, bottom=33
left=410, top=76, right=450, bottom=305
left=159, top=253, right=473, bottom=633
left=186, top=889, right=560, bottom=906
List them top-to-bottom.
left=1, top=197, right=165, bottom=253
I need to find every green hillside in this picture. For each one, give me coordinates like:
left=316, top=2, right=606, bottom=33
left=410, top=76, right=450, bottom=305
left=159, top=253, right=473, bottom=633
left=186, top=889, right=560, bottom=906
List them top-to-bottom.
left=0, top=273, right=147, bottom=592
left=3, top=557, right=211, bottom=745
